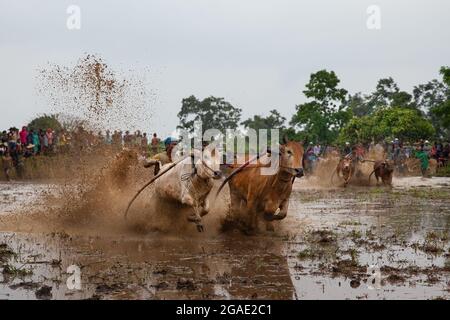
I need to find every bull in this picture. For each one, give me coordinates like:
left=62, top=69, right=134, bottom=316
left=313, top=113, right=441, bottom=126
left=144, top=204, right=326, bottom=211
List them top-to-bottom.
left=216, top=138, right=304, bottom=233
left=152, top=145, right=222, bottom=232
left=331, top=157, right=354, bottom=187
left=369, top=160, right=394, bottom=186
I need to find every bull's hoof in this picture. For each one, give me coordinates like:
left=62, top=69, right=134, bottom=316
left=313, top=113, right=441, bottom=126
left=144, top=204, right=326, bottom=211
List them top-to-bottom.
left=187, top=214, right=201, bottom=223
left=196, top=224, right=204, bottom=232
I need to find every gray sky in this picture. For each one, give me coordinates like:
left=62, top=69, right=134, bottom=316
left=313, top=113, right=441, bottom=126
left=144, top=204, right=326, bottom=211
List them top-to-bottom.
left=1, top=0, right=449, bottom=136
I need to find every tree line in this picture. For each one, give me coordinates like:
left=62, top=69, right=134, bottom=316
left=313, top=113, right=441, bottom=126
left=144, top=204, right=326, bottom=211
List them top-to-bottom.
left=177, top=66, right=450, bottom=145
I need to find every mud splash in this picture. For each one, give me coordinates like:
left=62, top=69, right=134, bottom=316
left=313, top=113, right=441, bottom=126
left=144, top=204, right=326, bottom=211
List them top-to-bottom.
left=37, top=54, right=154, bottom=130
left=1, top=178, right=450, bottom=299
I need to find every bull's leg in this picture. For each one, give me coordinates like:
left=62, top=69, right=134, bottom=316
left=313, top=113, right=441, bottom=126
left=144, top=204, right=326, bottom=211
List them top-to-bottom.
left=375, top=173, right=380, bottom=186
left=182, top=193, right=204, bottom=231
left=200, top=198, right=210, bottom=217
left=244, top=199, right=259, bottom=234
left=189, top=206, right=204, bottom=232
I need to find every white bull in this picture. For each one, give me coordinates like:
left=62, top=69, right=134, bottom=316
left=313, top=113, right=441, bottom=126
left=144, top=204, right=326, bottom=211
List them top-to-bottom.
left=153, top=146, right=222, bottom=232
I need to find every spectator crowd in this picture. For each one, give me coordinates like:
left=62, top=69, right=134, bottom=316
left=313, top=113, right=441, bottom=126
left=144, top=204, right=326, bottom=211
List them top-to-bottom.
left=1, top=124, right=450, bottom=181
left=0, top=125, right=162, bottom=181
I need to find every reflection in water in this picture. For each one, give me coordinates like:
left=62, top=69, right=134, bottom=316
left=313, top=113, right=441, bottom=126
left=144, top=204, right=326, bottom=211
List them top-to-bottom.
left=1, top=179, right=450, bottom=299
left=0, top=232, right=293, bottom=300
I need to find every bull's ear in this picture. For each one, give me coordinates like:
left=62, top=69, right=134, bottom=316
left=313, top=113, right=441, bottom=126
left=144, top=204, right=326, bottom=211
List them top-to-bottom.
left=282, top=135, right=289, bottom=145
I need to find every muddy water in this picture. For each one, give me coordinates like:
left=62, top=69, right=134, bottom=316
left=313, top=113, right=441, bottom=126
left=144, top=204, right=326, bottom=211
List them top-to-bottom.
left=1, top=178, right=449, bottom=300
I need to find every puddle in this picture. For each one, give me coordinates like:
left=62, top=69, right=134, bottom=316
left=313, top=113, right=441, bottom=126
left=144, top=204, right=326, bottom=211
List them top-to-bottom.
left=1, top=178, right=449, bottom=299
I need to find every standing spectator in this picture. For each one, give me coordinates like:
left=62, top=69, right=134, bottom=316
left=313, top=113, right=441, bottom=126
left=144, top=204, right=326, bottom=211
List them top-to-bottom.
left=19, top=126, right=28, bottom=146
left=46, top=128, right=53, bottom=152
left=27, top=129, right=34, bottom=146
left=38, top=129, right=45, bottom=154
left=32, top=130, right=40, bottom=154
left=42, top=130, right=49, bottom=154
left=105, top=130, right=112, bottom=145
left=112, top=130, right=120, bottom=148
left=1, top=131, right=7, bottom=145
left=124, top=131, right=132, bottom=148
left=135, top=131, right=142, bottom=149
left=141, top=132, right=148, bottom=154
left=151, top=133, right=160, bottom=154
left=0, top=143, right=5, bottom=157
left=313, top=143, right=321, bottom=156
left=431, top=143, right=437, bottom=159
left=414, top=144, right=429, bottom=178
left=2, top=147, right=12, bottom=181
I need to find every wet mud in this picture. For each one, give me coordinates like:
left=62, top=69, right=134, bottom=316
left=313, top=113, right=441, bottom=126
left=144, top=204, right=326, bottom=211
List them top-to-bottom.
left=1, top=176, right=449, bottom=300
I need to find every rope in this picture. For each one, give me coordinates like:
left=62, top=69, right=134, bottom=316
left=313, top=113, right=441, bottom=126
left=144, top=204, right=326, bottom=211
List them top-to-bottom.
left=124, top=157, right=186, bottom=219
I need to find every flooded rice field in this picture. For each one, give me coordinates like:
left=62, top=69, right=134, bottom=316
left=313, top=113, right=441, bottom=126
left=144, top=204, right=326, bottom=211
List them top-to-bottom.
left=1, top=177, right=449, bottom=300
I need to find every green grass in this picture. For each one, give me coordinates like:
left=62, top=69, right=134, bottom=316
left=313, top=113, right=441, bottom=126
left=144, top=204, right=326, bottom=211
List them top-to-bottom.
left=435, top=165, right=450, bottom=177
left=339, top=220, right=362, bottom=227
left=348, top=230, right=362, bottom=240
left=2, top=264, right=33, bottom=277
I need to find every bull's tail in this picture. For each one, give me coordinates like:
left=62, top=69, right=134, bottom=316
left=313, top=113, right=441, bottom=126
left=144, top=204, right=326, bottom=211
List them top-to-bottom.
left=124, top=158, right=184, bottom=219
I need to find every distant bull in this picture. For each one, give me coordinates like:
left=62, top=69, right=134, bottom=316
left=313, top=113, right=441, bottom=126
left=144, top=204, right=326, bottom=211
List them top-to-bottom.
left=332, top=157, right=354, bottom=187
left=369, top=160, right=394, bottom=186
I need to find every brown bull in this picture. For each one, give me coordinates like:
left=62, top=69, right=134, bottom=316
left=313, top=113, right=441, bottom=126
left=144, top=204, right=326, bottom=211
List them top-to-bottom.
left=217, top=138, right=304, bottom=233
left=332, top=157, right=354, bottom=187
left=369, top=160, right=394, bottom=186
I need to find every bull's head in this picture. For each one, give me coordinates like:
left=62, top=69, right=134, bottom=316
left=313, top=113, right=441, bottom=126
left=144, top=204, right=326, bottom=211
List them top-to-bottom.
left=279, top=136, right=305, bottom=178
left=195, top=145, right=222, bottom=180
left=341, top=157, right=353, bottom=178
left=383, top=160, right=395, bottom=173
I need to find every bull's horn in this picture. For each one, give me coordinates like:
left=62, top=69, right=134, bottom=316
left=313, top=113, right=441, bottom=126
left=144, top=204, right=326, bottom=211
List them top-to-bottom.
left=215, top=153, right=262, bottom=198
left=124, top=157, right=185, bottom=219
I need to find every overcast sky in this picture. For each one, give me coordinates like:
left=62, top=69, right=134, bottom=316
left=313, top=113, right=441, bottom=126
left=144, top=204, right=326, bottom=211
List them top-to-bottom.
left=1, top=0, right=449, bottom=136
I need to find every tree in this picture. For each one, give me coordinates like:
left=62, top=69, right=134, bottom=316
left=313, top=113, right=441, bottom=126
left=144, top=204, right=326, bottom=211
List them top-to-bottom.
left=428, top=66, right=450, bottom=138
left=290, top=70, right=351, bottom=144
left=366, top=77, right=399, bottom=109
left=366, top=77, right=418, bottom=111
left=414, top=78, right=448, bottom=138
left=344, top=93, right=373, bottom=117
left=177, top=95, right=242, bottom=135
left=338, top=107, right=435, bottom=144
left=371, top=107, right=434, bottom=142
left=241, top=109, right=286, bottom=131
left=241, top=109, right=286, bottom=145
left=28, top=114, right=62, bottom=132
left=337, top=116, right=374, bottom=145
